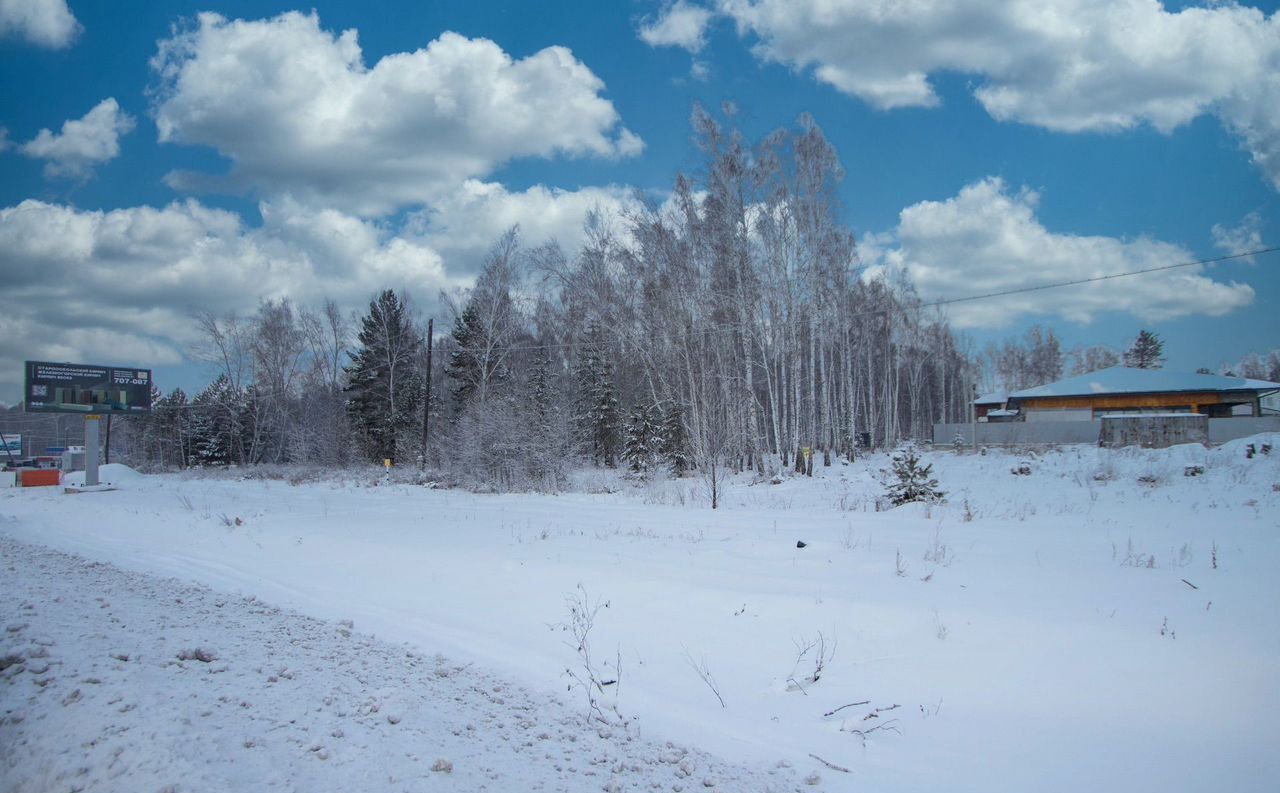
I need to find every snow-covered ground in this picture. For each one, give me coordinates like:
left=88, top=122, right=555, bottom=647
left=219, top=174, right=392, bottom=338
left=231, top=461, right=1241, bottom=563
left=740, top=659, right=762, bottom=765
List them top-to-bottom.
left=3, top=437, right=1279, bottom=792
left=1, top=538, right=795, bottom=792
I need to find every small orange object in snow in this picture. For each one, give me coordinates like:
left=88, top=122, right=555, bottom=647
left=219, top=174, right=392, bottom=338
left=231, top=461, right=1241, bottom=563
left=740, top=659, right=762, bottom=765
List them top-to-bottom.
left=20, top=469, right=62, bottom=488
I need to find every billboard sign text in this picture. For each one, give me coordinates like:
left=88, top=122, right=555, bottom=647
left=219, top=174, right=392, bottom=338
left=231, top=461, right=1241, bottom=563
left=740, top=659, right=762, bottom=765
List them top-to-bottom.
left=24, top=361, right=153, bottom=414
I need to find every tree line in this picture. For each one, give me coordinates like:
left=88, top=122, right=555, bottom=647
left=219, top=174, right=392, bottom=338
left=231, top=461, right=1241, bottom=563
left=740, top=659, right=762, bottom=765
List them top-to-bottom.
left=114, top=109, right=1274, bottom=495
left=115, top=109, right=975, bottom=495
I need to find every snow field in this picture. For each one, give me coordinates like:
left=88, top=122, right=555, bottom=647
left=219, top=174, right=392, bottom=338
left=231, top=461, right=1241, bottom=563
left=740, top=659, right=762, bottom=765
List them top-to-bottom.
left=1, top=435, right=1278, bottom=792
left=0, top=538, right=801, bottom=792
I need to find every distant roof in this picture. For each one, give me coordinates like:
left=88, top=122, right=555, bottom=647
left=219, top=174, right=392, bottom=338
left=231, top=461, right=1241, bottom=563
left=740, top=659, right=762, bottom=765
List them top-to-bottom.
left=1010, top=367, right=1280, bottom=400
left=974, top=391, right=1007, bottom=405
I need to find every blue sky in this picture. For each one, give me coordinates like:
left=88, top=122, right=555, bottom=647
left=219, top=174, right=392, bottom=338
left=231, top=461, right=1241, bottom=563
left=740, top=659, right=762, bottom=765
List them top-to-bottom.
left=1, top=0, right=1278, bottom=403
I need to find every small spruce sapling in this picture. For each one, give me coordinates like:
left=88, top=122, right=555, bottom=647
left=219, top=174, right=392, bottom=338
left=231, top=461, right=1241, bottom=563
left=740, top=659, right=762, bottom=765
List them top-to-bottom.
left=882, top=445, right=945, bottom=506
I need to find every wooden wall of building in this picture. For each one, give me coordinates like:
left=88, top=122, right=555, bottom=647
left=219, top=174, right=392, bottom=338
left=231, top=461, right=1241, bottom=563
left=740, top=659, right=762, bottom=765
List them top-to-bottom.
left=1019, top=391, right=1259, bottom=416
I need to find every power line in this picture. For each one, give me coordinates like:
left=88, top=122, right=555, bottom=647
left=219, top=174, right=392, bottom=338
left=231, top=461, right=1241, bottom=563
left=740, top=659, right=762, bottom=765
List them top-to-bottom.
left=925, top=246, right=1278, bottom=309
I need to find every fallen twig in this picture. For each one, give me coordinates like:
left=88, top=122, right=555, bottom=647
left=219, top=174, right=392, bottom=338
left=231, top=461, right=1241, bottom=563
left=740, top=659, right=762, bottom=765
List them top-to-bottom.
left=1181, top=578, right=1198, bottom=590
left=822, top=700, right=870, bottom=717
left=862, top=702, right=900, bottom=720
left=843, top=719, right=902, bottom=741
left=808, top=753, right=851, bottom=773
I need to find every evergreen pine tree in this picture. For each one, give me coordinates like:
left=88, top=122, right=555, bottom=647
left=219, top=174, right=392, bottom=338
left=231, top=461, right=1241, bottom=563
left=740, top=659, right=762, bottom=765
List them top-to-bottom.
left=345, top=290, right=422, bottom=464
left=446, top=303, right=485, bottom=415
left=1123, top=330, right=1165, bottom=370
left=191, top=375, right=240, bottom=466
left=623, top=402, right=662, bottom=475
left=660, top=403, right=690, bottom=475
left=883, top=444, right=944, bottom=506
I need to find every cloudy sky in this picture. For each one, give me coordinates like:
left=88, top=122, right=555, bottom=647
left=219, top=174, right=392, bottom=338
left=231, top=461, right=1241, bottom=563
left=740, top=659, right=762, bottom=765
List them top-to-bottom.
left=1, top=0, right=1278, bottom=403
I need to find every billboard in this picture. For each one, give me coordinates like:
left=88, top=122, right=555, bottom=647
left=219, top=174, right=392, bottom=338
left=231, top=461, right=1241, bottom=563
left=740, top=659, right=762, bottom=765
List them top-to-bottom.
left=24, top=361, right=153, bottom=414
left=1, top=434, right=19, bottom=459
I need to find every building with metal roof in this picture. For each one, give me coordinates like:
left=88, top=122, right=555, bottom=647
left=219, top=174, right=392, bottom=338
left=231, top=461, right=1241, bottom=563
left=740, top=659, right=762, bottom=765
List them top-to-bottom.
left=995, top=366, right=1280, bottom=422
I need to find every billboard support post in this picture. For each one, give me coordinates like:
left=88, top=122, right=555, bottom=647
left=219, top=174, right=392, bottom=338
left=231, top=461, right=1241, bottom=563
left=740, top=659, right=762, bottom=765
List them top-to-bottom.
left=84, top=416, right=100, bottom=487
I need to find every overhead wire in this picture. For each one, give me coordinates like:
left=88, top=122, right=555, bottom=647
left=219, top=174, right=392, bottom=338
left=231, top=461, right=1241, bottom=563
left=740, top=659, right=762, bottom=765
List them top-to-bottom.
left=923, top=246, right=1277, bottom=309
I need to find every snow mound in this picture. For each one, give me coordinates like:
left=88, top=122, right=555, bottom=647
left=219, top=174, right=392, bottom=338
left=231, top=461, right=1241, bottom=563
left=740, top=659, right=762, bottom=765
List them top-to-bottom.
left=1212, top=432, right=1280, bottom=459
left=62, top=463, right=144, bottom=487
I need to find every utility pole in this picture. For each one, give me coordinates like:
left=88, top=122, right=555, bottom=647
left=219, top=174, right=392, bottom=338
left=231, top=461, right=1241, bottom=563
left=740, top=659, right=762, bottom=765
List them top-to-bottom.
left=420, top=317, right=433, bottom=470
left=971, top=381, right=978, bottom=453
left=105, top=414, right=112, bottom=464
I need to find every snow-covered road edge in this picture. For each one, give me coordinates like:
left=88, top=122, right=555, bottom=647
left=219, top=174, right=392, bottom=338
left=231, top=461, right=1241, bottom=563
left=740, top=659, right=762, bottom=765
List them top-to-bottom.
left=0, top=537, right=809, bottom=793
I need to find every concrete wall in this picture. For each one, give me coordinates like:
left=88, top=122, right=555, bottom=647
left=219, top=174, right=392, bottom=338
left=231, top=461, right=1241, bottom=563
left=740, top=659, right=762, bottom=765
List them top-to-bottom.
left=1100, top=415, right=1208, bottom=449
left=934, top=416, right=1280, bottom=447
left=1208, top=416, right=1280, bottom=443
left=933, top=422, right=1101, bottom=446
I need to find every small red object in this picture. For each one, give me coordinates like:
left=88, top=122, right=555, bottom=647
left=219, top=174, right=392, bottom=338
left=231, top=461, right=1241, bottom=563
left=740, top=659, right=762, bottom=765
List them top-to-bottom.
left=20, top=469, right=62, bottom=487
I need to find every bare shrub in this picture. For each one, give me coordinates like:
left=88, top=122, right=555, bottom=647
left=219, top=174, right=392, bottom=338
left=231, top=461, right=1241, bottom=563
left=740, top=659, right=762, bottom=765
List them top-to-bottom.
left=923, top=527, right=954, bottom=567
left=1115, top=538, right=1157, bottom=568
left=552, top=585, right=625, bottom=726
left=787, top=632, right=836, bottom=692
left=682, top=647, right=726, bottom=708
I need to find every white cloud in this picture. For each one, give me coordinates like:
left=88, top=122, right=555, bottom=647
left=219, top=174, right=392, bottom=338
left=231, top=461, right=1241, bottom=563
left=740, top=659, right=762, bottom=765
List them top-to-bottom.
left=0, top=0, right=79, bottom=48
left=718, top=0, right=1280, bottom=189
left=639, top=1, right=713, bottom=52
left=150, top=11, right=642, bottom=216
left=1218, top=69, right=1280, bottom=191
left=20, top=98, right=135, bottom=180
left=860, top=177, right=1255, bottom=328
left=409, top=180, right=642, bottom=267
left=0, top=181, right=639, bottom=399
left=0, top=198, right=455, bottom=394
left=1211, top=211, right=1265, bottom=258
